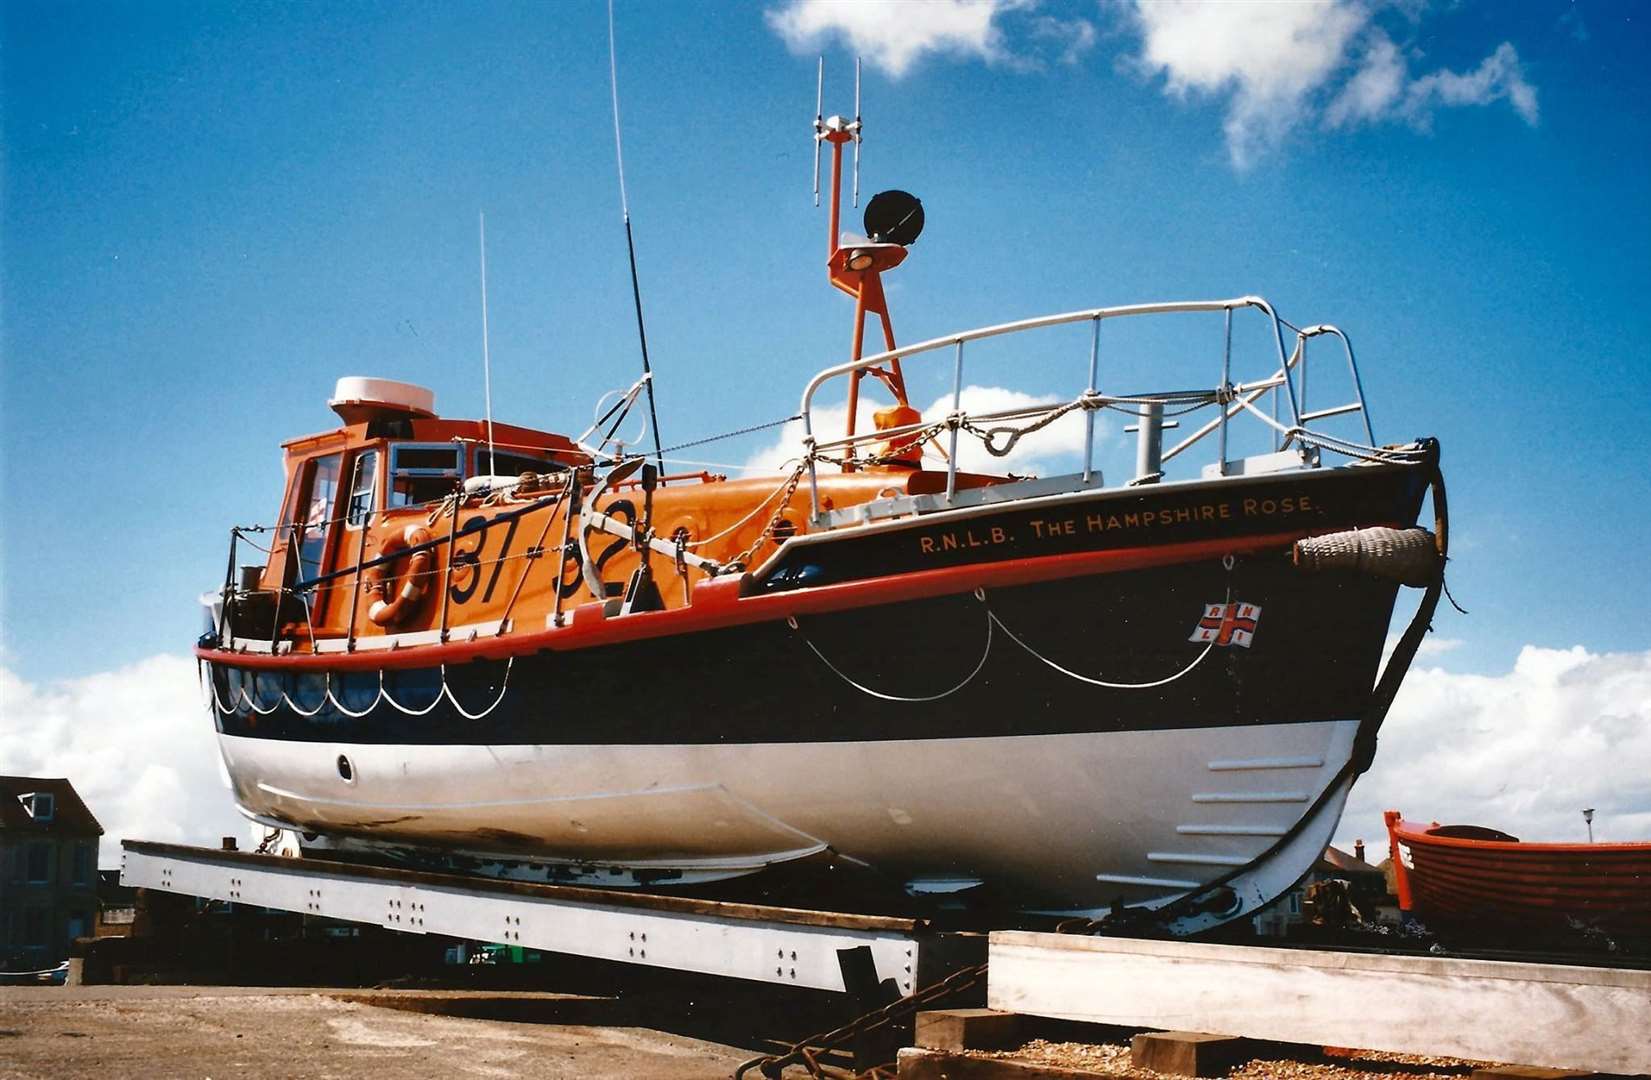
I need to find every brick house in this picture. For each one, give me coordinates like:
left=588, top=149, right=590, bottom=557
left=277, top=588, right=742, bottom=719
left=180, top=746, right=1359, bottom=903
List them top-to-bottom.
left=0, top=777, right=103, bottom=968
left=1251, top=839, right=1394, bottom=937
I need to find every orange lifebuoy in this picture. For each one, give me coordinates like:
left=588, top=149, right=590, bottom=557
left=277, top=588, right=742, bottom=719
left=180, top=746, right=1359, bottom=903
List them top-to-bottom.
left=367, top=524, right=435, bottom=627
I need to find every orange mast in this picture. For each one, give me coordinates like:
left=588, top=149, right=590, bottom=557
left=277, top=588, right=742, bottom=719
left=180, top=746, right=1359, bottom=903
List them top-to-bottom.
left=814, top=60, right=918, bottom=471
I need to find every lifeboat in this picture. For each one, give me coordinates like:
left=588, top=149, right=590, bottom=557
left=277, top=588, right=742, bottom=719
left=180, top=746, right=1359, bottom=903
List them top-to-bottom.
left=193, top=99, right=1451, bottom=936
left=1385, top=811, right=1651, bottom=945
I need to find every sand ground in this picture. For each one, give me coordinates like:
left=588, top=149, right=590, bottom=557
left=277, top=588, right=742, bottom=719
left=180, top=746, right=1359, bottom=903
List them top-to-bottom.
left=0, top=984, right=760, bottom=1080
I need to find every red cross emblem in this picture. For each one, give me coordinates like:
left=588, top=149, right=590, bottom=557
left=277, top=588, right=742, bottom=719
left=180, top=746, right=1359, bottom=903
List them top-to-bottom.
left=1190, top=602, right=1261, bottom=648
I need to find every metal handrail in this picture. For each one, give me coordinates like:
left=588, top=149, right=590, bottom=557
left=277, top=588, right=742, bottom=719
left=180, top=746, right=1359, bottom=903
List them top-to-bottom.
left=794, top=296, right=1379, bottom=523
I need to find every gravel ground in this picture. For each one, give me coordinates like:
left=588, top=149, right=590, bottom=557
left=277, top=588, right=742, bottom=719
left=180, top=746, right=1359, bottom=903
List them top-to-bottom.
left=0, top=985, right=754, bottom=1080
left=982, top=1038, right=1489, bottom=1079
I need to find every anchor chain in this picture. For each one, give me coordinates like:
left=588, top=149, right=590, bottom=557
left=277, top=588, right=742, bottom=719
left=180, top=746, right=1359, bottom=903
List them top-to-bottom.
left=725, top=461, right=807, bottom=572
left=733, top=961, right=989, bottom=1080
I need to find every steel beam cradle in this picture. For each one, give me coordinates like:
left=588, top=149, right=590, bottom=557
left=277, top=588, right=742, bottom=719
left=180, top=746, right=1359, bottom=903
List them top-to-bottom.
left=122, top=841, right=955, bottom=994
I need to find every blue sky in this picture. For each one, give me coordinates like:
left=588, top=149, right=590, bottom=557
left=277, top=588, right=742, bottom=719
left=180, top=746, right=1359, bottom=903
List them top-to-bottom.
left=3, top=1, right=1649, bottom=853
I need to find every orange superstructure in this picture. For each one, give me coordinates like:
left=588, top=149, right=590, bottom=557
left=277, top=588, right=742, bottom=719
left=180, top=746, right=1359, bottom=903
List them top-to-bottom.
left=229, top=391, right=1006, bottom=660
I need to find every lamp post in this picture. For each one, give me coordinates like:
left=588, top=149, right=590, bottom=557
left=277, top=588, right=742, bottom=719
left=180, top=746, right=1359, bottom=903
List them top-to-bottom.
left=1583, top=808, right=1595, bottom=843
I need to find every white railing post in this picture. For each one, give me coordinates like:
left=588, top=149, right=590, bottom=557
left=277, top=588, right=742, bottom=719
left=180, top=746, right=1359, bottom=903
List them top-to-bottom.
left=1217, top=307, right=1232, bottom=476
left=1083, top=316, right=1100, bottom=485
left=945, top=339, right=964, bottom=503
left=803, top=405, right=822, bottom=524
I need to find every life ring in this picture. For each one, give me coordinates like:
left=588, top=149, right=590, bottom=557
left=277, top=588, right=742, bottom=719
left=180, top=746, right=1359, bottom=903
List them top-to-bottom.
left=367, top=524, right=435, bottom=627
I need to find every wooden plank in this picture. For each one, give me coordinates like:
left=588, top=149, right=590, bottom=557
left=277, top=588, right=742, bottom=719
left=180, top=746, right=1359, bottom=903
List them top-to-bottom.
left=987, top=931, right=1651, bottom=1076
left=915, top=1009, right=1024, bottom=1052
left=1130, top=1032, right=1259, bottom=1077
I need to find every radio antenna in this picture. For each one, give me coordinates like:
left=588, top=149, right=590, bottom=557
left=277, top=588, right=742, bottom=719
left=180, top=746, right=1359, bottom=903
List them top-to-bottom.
left=606, top=0, right=665, bottom=474
left=852, top=57, right=862, bottom=208
left=812, top=58, right=824, bottom=206
left=478, top=211, right=497, bottom=474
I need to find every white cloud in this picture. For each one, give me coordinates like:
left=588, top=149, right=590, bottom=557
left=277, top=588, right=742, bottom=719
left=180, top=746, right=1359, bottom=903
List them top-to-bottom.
left=766, top=0, right=1019, bottom=78
left=1129, top=0, right=1367, bottom=169
left=765, top=1, right=1539, bottom=169
left=1126, top=4, right=1540, bottom=167
left=1028, top=13, right=1098, bottom=67
left=1324, top=32, right=1407, bottom=129
left=1328, top=32, right=1538, bottom=132
left=1404, top=41, right=1539, bottom=128
left=744, top=384, right=1099, bottom=478
left=1381, top=632, right=1463, bottom=665
left=1335, top=645, right=1651, bottom=858
left=0, top=656, right=245, bottom=866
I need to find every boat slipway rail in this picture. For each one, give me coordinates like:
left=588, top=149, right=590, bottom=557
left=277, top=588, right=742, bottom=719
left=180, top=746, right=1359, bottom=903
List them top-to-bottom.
left=797, top=295, right=1402, bottom=525
left=120, top=839, right=981, bottom=995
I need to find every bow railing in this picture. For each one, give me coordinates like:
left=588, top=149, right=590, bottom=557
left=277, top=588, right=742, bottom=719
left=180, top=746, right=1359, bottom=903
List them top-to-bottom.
left=795, top=296, right=1386, bottom=526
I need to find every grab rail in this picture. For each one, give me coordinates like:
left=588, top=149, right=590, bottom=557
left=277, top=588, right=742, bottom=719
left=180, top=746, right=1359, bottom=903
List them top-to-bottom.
left=795, top=296, right=1378, bottom=525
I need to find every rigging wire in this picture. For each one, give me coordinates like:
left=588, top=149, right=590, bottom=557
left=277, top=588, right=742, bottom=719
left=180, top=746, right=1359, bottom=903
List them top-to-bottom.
left=606, top=0, right=665, bottom=476
left=478, top=212, right=498, bottom=474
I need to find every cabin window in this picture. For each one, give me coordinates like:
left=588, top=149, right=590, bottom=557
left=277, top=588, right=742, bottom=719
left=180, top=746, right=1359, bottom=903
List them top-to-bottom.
left=388, top=444, right=463, bottom=508
left=475, top=447, right=563, bottom=477
left=346, top=450, right=379, bottom=527
left=295, top=453, right=344, bottom=583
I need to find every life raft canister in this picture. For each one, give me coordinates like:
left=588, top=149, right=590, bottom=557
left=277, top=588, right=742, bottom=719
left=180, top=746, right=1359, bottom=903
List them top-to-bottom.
left=367, top=524, right=435, bottom=627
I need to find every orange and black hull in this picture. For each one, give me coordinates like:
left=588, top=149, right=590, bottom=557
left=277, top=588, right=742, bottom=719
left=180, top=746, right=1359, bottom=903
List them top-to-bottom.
left=196, top=461, right=1435, bottom=922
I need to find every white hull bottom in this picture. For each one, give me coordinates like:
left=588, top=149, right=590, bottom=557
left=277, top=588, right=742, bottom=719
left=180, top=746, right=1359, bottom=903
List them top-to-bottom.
left=221, top=720, right=1358, bottom=931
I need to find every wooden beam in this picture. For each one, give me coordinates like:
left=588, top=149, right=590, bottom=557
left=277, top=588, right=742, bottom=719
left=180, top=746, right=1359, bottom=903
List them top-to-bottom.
left=987, top=931, right=1651, bottom=1076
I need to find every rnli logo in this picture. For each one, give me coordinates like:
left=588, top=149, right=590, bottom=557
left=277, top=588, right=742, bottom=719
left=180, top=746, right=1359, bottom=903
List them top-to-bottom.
left=1190, top=602, right=1261, bottom=648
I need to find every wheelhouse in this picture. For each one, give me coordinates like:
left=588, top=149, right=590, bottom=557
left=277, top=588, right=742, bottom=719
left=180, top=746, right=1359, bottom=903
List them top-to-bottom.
left=253, top=379, right=582, bottom=619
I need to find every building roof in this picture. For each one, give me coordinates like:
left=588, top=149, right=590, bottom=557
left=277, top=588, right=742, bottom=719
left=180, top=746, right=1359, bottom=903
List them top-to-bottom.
left=0, top=776, right=104, bottom=835
left=1314, top=843, right=1385, bottom=878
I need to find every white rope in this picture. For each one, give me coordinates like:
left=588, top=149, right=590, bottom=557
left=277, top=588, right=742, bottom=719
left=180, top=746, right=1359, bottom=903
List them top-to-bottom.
left=1231, top=396, right=1425, bottom=464
left=684, top=460, right=806, bottom=548
left=985, top=559, right=1232, bottom=689
left=791, top=606, right=994, bottom=703
left=988, top=606, right=1219, bottom=690
left=205, top=658, right=512, bottom=721
left=440, top=659, right=514, bottom=720
left=327, top=670, right=386, bottom=719
left=373, top=672, right=450, bottom=717
left=283, top=675, right=331, bottom=718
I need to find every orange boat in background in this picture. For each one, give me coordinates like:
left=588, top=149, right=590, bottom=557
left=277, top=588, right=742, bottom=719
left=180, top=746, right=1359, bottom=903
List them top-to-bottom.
left=1385, top=811, right=1651, bottom=946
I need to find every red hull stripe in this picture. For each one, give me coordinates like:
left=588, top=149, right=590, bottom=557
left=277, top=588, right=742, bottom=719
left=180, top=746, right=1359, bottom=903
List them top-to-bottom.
left=199, top=529, right=1312, bottom=673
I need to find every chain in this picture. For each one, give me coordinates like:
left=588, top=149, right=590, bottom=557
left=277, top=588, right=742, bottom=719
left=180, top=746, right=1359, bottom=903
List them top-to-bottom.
left=957, top=399, right=1087, bottom=458
left=657, top=413, right=803, bottom=457
left=724, top=461, right=807, bottom=572
left=732, top=961, right=989, bottom=1080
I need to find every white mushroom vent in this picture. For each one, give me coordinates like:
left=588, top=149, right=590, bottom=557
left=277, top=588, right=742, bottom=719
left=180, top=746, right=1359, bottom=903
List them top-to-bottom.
left=328, top=377, right=437, bottom=424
